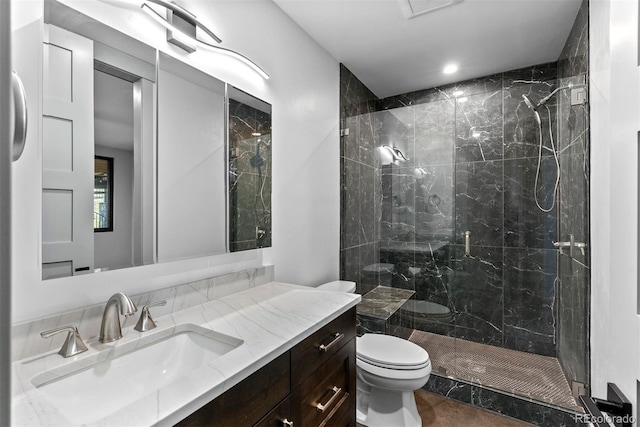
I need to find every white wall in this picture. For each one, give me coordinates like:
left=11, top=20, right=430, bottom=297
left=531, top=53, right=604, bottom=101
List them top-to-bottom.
left=11, top=0, right=340, bottom=322
left=590, top=0, right=640, bottom=411
left=94, top=145, right=134, bottom=271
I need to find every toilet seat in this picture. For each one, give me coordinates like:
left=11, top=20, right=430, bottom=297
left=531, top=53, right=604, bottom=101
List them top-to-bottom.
left=356, top=334, right=430, bottom=371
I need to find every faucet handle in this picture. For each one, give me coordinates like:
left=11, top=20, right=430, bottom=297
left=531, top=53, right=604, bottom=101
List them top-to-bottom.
left=134, top=300, right=167, bottom=332
left=41, top=325, right=88, bottom=358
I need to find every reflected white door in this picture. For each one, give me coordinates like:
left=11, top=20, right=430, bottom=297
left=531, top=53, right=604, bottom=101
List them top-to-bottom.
left=41, top=25, right=94, bottom=279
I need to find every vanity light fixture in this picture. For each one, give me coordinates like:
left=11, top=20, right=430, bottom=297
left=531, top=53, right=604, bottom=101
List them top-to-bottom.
left=141, top=0, right=270, bottom=79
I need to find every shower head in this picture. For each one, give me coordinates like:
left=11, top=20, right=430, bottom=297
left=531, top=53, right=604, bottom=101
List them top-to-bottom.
left=522, top=94, right=537, bottom=111
left=522, top=94, right=542, bottom=125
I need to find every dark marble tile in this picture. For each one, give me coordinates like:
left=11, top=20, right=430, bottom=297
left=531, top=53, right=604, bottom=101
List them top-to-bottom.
left=558, top=0, right=589, bottom=79
left=503, top=62, right=558, bottom=88
left=339, top=64, right=377, bottom=119
left=556, top=76, right=589, bottom=156
left=503, top=81, right=559, bottom=160
left=455, top=90, right=504, bottom=163
left=375, top=92, right=415, bottom=110
left=414, top=99, right=455, bottom=166
left=359, top=103, right=376, bottom=167
left=342, top=114, right=360, bottom=162
left=558, top=154, right=589, bottom=262
left=503, top=156, right=558, bottom=249
left=341, top=157, right=361, bottom=249
left=455, top=160, right=504, bottom=248
left=360, top=163, right=377, bottom=244
left=380, top=166, right=418, bottom=242
left=359, top=243, right=381, bottom=293
left=448, top=245, right=504, bottom=346
left=341, top=246, right=361, bottom=286
left=503, top=248, right=557, bottom=355
left=557, top=254, right=590, bottom=385
left=357, top=286, right=415, bottom=319
left=389, top=301, right=414, bottom=336
left=357, top=315, right=386, bottom=336
left=389, top=324, right=414, bottom=340
left=503, top=335, right=557, bottom=357
left=423, top=374, right=473, bottom=404
left=471, top=387, right=583, bottom=426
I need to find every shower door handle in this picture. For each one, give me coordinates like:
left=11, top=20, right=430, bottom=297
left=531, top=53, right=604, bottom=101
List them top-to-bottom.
left=11, top=71, right=27, bottom=162
left=464, top=231, right=471, bottom=257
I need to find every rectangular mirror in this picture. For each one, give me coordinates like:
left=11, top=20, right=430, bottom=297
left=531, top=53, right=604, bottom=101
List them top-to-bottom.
left=42, top=1, right=156, bottom=279
left=157, top=52, right=227, bottom=261
left=228, top=86, right=272, bottom=251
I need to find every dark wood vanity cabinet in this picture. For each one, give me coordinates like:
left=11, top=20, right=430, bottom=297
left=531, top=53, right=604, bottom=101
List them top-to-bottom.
left=176, top=308, right=356, bottom=427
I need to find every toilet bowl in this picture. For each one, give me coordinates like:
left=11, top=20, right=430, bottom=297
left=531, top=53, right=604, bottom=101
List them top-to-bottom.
left=318, top=280, right=431, bottom=427
left=356, top=334, right=431, bottom=427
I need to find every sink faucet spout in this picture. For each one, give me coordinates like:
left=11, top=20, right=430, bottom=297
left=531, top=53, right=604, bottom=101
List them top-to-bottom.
left=99, top=292, right=137, bottom=343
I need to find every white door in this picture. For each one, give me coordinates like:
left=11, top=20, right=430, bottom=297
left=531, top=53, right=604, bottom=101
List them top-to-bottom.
left=591, top=0, right=640, bottom=423
left=41, top=25, right=94, bottom=279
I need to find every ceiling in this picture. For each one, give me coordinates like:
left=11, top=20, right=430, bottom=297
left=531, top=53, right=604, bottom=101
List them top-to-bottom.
left=273, top=0, right=583, bottom=98
left=94, top=69, right=134, bottom=151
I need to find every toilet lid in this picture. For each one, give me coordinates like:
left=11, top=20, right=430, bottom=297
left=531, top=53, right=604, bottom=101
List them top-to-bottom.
left=357, top=334, right=430, bottom=370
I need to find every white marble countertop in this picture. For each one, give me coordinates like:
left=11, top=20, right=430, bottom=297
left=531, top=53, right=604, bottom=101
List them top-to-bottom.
left=11, top=282, right=361, bottom=426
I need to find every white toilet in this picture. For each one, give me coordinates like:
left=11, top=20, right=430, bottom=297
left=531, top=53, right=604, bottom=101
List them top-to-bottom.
left=317, top=280, right=432, bottom=427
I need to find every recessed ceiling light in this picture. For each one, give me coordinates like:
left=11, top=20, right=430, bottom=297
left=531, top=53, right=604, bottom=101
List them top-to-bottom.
left=443, top=64, right=458, bottom=74
left=452, top=90, right=464, bottom=97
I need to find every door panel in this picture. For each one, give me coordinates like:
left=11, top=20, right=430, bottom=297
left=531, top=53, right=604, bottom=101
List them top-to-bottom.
left=41, top=25, right=94, bottom=279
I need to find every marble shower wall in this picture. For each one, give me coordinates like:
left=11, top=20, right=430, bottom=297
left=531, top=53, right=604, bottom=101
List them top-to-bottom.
left=556, top=0, right=590, bottom=388
left=338, top=1, right=589, bottom=378
left=374, top=63, right=561, bottom=356
left=340, top=65, right=382, bottom=296
left=229, top=99, right=272, bottom=251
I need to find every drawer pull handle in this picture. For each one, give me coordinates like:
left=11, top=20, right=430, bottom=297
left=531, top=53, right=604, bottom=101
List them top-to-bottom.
left=318, top=333, right=344, bottom=352
left=316, top=386, right=341, bottom=412
left=282, top=419, right=294, bottom=427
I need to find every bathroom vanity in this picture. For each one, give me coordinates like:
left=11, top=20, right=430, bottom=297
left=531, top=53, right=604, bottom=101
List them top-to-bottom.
left=11, top=282, right=360, bottom=426
left=178, top=308, right=356, bottom=426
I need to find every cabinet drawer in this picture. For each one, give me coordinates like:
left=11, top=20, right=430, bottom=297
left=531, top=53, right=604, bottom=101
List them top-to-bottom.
left=291, top=308, right=356, bottom=387
left=292, top=338, right=356, bottom=427
left=176, top=352, right=290, bottom=427
left=254, top=396, right=292, bottom=427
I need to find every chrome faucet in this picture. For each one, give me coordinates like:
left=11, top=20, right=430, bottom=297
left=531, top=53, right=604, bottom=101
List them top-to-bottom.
left=99, top=292, right=137, bottom=343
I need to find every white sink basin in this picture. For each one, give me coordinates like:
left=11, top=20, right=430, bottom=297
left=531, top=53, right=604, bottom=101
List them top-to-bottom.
left=31, top=324, right=243, bottom=425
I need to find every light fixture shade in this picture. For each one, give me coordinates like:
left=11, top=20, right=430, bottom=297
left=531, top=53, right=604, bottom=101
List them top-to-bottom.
left=141, top=2, right=270, bottom=79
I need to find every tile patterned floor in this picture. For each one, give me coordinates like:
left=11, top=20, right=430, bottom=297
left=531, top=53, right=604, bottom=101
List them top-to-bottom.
left=409, top=330, right=581, bottom=411
left=414, top=389, right=534, bottom=427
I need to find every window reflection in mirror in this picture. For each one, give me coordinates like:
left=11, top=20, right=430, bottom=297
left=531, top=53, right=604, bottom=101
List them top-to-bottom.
left=228, top=87, right=272, bottom=251
left=94, top=156, right=113, bottom=232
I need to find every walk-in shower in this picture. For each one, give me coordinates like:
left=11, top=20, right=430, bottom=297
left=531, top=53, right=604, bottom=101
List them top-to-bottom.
left=340, top=3, right=590, bottom=418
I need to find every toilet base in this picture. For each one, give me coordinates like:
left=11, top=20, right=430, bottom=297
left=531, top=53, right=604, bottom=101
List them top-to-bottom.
left=356, top=381, right=422, bottom=427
